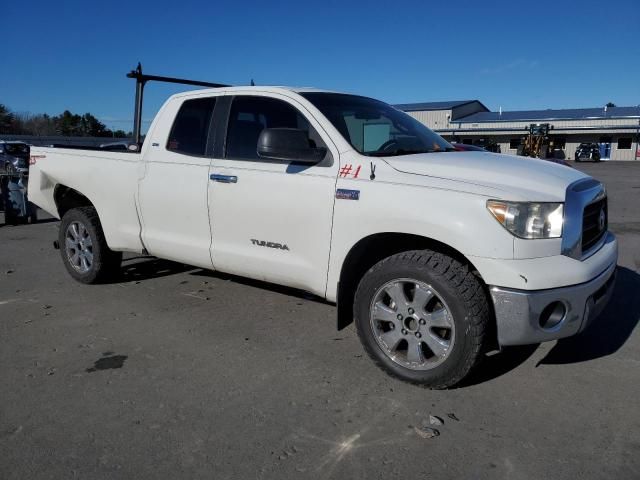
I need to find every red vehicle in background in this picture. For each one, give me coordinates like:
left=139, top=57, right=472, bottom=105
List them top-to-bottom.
left=451, top=142, right=572, bottom=167
left=451, top=143, right=487, bottom=152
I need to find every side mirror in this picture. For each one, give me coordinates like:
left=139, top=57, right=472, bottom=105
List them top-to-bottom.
left=257, top=128, right=326, bottom=163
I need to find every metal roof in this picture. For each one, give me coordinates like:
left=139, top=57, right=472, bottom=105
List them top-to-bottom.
left=393, top=100, right=486, bottom=111
left=454, top=106, right=640, bottom=123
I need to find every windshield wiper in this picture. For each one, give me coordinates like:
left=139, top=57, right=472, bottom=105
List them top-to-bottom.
left=366, top=148, right=433, bottom=157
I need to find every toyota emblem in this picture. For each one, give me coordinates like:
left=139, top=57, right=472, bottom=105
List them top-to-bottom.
left=598, top=209, right=606, bottom=231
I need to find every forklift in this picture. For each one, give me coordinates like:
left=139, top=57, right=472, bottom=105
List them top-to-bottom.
left=517, top=123, right=554, bottom=159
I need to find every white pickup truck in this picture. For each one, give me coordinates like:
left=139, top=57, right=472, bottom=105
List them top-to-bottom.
left=28, top=86, right=617, bottom=388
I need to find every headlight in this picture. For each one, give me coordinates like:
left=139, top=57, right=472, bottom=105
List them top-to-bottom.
left=487, top=200, right=563, bottom=239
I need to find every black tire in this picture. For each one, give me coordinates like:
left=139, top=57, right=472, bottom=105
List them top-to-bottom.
left=28, top=203, right=38, bottom=224
left=58, top=207, right=122, bottom=284
left=5, top=209, right=18, bottom=226
left=354, top=250, right=489, bottom=389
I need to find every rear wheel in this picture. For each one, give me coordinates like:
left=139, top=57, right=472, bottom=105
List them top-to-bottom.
left=59, top=207, right=122, bottom=284
left=354, top=250, right=489, bottom=388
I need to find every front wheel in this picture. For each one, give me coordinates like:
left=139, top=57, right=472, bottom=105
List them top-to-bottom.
left=59, top=207, right=122, bottom=284
left=354, top=250, right=490, bottom=388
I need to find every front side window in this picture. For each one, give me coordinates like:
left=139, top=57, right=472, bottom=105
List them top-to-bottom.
left=301, top=93, right=452, bottom=156
left=226, top=96, right=319, bottom=160
left=167, top=97, right=217, bottom=156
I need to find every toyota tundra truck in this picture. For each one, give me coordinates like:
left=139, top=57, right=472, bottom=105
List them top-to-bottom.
left=27, top=81, right=617, bottom=388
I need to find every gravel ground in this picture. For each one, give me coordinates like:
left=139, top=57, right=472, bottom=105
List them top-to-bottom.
left=1, top=161, right=639, bottom=479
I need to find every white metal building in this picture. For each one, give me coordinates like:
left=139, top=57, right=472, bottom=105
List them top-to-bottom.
left=396, top=101, right=640, bottom=161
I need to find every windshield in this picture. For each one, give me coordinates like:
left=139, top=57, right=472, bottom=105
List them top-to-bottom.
left=301, top=93, right=453, bottom=156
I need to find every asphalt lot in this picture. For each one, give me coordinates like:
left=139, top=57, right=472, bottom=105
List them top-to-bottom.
left=1, top=161, right=639, bottom=479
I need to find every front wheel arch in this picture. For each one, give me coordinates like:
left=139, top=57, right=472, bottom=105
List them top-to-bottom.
left=335, top=233, right=493, bottom=336
left=354, top=249, right=491, bottom=388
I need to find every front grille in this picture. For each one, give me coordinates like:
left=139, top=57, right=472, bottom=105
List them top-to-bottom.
left=582, top=197, right=607, bottom=252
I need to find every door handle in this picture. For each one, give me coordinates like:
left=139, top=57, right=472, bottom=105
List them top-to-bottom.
left=210, top=174, right=238, bottom=183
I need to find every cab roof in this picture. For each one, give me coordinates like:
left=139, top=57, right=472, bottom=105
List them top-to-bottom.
left=173, top=85, right=343, bottom=98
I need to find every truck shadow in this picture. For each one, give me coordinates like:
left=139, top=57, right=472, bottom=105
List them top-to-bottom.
left=108, top=255, right=325, bottom=301
left=117, top=257, right=195, bottom=282
left=459, top=266, right=640, bottom=386
left=537, top=266, right=640, bottom=365
left=190, top=269, right=323, bottom=301
left=459, top=344, right=540, bottom=387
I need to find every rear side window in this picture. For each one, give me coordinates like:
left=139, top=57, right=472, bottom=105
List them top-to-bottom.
left=225, top=96, right=316, bottom=160
left=167, top=97, right=217, bottom=156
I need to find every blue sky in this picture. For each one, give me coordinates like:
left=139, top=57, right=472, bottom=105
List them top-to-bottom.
left=3, top=0, right=639, bottom=131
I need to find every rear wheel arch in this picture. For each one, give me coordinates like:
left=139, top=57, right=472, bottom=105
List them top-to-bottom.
left=53, top=185, right=95, bottom=218
left=53, top=185, right=119, bottom=252
left=58, top=206, right=122, bottom=284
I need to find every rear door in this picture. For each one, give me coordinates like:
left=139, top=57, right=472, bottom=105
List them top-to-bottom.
left=207, top=93, right=339, bottom=296
left=138, top=95, right=218, bottom=268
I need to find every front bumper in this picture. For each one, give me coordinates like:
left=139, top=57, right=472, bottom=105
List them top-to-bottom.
left=490, top=258, right=617, bottom=346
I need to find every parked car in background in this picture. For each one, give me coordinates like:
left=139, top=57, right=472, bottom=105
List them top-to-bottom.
left=0, top=140, right=37, bottom=224
left=451, top=140, right=501, bottom=153
left=0, top=141, right=30, bottom=175
left=452, top=142, right=572, bottom=167
left=575, top=143, right=601, bottom=162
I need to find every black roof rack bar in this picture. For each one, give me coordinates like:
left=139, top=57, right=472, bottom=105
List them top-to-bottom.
left=127, top=63, right=231, bottom=146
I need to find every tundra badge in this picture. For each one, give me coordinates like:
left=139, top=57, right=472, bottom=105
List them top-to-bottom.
left=250, top=239, right=290, bottom=251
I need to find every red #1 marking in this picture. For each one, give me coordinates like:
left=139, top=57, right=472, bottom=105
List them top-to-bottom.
left=339, top=164, right=361, bottom=178
left=339, top=164, right=352, bottom=177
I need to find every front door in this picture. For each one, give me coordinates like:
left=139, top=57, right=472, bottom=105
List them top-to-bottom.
left=208, top=93, right=338, bottom=296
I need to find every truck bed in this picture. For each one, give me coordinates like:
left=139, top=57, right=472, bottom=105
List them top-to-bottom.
left=28, top=146, right=145, bottom=253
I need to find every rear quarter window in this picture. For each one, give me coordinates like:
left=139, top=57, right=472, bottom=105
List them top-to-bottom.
left=167, top=97, right=217, bottom=156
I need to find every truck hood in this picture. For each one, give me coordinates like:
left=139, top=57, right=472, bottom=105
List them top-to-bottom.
left=383, top=151, right=588, bottom=201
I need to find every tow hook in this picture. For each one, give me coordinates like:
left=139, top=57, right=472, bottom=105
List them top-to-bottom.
left=53, top=240, right=60, bottom=250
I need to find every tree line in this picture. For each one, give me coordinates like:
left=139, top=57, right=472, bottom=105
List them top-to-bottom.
left=0, top=103, right=131, bottom=138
